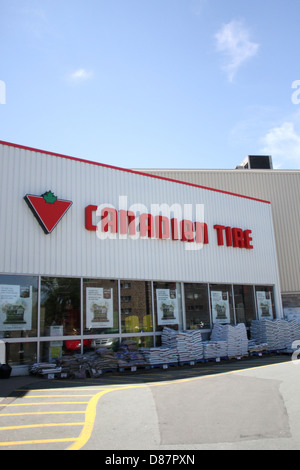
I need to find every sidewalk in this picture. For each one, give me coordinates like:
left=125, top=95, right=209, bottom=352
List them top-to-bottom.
left=0, top=353, right=292, bottom=403
left=0, top=375, right=44, bottom=402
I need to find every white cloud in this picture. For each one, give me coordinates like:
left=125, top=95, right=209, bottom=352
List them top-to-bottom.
left=215, top=20, right=259, bottom=82
left=69, top=68, right=94, bottom=82
left=261, top=120, right=300, bottom=169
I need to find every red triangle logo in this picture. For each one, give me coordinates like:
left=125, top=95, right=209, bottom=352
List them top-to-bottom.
left=24, top=191, right=73, bottom=234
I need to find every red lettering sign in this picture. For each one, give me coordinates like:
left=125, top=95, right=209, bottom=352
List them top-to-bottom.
left=85, top=205, right=97, bottom=231
left=85, top=206, right=254, bottom=250
left=101, top=208, right=118, bottom=234
left=139, top=213, right=154, bottom=238
left=155, top=215, right=170, bottom=239
left=214, top=225, right=253, bottom=250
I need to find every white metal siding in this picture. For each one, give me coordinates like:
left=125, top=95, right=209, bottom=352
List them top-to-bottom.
left=0, top=143, right=282, bottom=313
left=139, top=169, right=300, bottom=295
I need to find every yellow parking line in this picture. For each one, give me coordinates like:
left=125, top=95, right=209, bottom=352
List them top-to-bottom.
left=17, top=387, right=111, bottom=392
left=67, top=388, right=115, bottom=451
left=21, top=394, right=97, bottom=398
left=0, top=402, right=89, bottom=407
left=0, top=411, right=85, bottom=417
left=0, top=422, right=85, bottom=431
left=0, top=438, right=77, bottom=447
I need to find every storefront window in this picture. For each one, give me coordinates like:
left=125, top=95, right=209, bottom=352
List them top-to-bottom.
left=0, top=275, right=38, bottom=339
left=40, top=277, right=81, bottom=337
left=83, top=279, right=119, bottom=335
left=121, top=281, right=153, bottom=334
left=153, top=282, right=183, bottom=331
left=184, top=283, right=210, bottom=330
left=209, top=284, right=234, bottom=325
left=234, top=285, right=256, bottom=327
left=255, top=286, right=276, bottom=320
left=282, top=294, right=300, bottom=320
left=39, top=337, right=118, bottom=362
left=6, top=342, right=37, bottom=366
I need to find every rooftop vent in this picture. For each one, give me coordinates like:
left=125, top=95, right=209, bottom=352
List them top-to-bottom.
left=235, top=155, right=273, bottom=170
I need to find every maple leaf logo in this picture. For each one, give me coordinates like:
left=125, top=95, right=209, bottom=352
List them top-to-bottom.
left=24, top=191, right=73, bottom=234
left=43, top=191, right=57, bottom=204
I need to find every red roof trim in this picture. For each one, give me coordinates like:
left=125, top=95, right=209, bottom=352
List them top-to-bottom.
left=0, top=140, right=271, bottom=204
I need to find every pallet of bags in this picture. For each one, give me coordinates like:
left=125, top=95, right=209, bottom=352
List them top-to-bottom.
left=251, top=318, right=300, bottom=352
left=250, top=319, right=285, bottom=351
left=282, top=319, right=300, bottom=350
left=286, top=319, right=300, bottom=349
left=250, top=320, right=267, bottom=346
left=210, top=323, right=248, bottom=358
left=228, top=323, right=248, bottom=358
left=161, top=327, right=178, bottom=349
left=161, top=327, right=204, bottom=363
left=176, top=330, right=204, bottom=363
left=188, top=330, right=204, bottom=362
left=176, top=332, right=194, bottom=362
left=117, top=340, right=147, bottom=369
left=248, top=340, right=268, bottom=354
left=203, top=341, right=228, bottom=360
left=141, top=347, right=178, bottom=367
left=92, top=348, right=119, bottom=370
left=57, top=349, right=119, bottom=378
left=56, top=355, right=83, bottom=378
left=30, top=362, right=62, bottom=378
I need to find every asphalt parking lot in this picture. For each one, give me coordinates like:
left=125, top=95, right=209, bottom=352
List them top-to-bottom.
left=0, top=354, right=299, bottom=451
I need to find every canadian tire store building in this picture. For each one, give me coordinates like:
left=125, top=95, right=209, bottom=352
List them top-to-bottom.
left=0, top=141, right=283, bottom=375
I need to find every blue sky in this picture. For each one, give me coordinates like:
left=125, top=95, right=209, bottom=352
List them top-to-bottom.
left=1, top=0, right=300, bottom=169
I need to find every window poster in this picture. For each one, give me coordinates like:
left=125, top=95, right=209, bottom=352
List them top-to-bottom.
left=0, top=284, right=33, bottom=331
left=86, top=287, right=113, bottom=328
left=156, top=289, right=179, bottom=325
left=211, top=291, right=230, bottom=324
left=256, top=291, right=273, bottom=320
left=49, top=325, right=63, bottom=361
left=49, top=341, right=63, bottom=361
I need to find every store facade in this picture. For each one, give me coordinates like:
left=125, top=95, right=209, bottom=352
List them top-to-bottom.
left=0, top=141, right=282, bottom=374
left=141, top=166, right=300, bottom=313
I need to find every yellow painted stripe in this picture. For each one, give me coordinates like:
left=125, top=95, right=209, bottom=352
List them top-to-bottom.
left=65, top=382, right=174, bottom=451
left=66, top=384, right=155, bottom=451
left=17, top=387, right=110, bottom=392
left=67, top=389, right=115, bottom=451
left=21, top=394, right=97, bottom=398
left=0, top=402, right=89, bottom=407
left=0, top=411, right=85, bottom=417
left=0, top=422, right=84, bottom=431
left=0, top=438, right=77, bottom=447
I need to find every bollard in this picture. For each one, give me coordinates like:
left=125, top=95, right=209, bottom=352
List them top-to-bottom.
left=0, top=341, right=11, bottom=379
